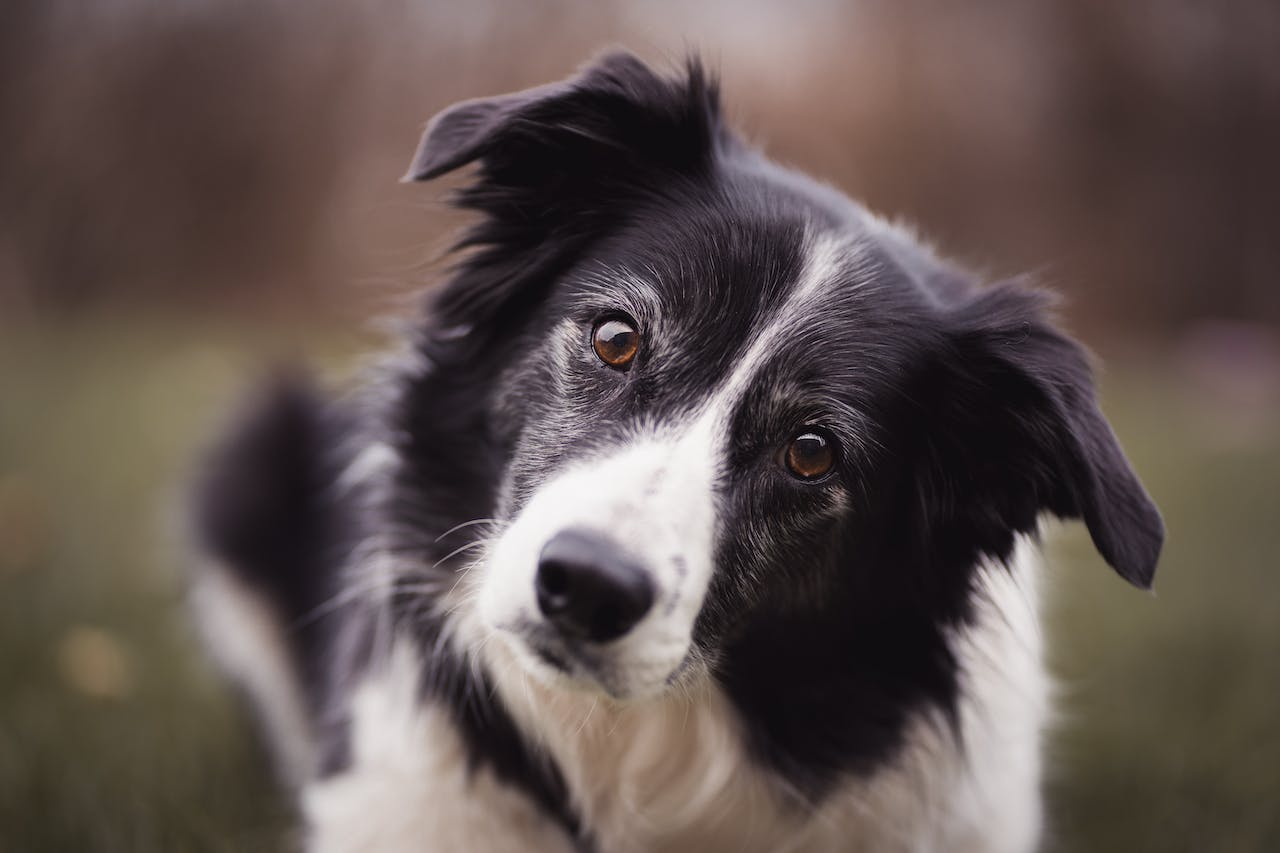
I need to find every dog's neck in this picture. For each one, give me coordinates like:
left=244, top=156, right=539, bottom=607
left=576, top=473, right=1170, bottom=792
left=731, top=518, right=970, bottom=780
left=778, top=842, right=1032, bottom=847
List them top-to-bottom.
left=472, top=632, right=809, bottom=853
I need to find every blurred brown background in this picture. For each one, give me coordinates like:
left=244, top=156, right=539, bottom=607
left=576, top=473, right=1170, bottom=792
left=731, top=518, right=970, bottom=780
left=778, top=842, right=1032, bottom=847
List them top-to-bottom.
left=4, top=0, right=1279, bottom=334
left=1, top=1, right=1278, bottom=851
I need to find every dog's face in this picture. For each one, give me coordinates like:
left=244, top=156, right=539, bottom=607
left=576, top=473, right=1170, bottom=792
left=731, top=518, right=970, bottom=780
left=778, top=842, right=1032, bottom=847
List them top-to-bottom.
left=403, top=53, right=1163, bottom=705
left=479, top=215, right=869, bottom=698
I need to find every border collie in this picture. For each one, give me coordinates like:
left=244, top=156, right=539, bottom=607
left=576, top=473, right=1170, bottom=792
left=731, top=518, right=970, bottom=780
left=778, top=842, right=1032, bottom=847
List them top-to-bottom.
left=191, top=52, right=1163, bottom=852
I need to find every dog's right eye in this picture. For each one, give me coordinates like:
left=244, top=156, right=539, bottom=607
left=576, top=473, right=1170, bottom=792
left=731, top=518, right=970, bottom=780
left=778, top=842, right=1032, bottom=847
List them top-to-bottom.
left=592, top=317, right=640, bottom=369
left=784, top=430, right=836, bottom=481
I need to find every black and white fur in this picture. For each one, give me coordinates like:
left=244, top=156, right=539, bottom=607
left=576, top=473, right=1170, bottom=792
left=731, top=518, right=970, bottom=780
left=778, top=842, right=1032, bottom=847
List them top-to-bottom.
left=190, top=52, right=1163, bottom=852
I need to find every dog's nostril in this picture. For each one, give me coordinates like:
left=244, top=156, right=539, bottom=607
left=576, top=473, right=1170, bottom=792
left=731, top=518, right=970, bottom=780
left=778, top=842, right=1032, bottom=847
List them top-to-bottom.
left=535, top=530, right=654, bottom=644
left=537, top=562, right=569, bottom=599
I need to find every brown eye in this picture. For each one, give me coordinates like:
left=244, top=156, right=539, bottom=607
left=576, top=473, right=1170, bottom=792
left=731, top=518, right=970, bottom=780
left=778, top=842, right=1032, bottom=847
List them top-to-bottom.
left=592, top=317, right=640, bottom=368
left=785, top=431, right=835, bottom=480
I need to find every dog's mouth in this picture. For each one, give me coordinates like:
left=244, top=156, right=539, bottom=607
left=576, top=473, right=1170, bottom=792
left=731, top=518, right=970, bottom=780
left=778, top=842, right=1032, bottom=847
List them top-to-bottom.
left=495, top=619, right=693, bottom=701
left=509, top=624, right=614, bottom=691
left=530, top=641, right=571, bottom=673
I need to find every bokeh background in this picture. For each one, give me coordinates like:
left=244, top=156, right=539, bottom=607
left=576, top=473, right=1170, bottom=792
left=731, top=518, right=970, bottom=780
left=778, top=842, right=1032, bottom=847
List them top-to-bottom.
left=2, top=1, right=1278, bottom=850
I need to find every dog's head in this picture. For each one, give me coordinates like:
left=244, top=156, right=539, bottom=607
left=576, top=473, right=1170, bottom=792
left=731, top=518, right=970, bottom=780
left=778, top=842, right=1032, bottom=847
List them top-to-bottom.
left=401, top=53, right=1163, bottom=703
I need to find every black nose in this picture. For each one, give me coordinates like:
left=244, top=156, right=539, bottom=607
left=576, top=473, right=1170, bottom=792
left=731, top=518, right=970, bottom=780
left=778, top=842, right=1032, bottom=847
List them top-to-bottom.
left=535, top=530, right=654, bottom=643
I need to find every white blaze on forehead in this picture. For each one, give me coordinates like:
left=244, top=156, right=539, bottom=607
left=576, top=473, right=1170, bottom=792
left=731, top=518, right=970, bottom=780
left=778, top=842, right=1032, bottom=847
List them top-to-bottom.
left=697, top=232, right=853, bottom=433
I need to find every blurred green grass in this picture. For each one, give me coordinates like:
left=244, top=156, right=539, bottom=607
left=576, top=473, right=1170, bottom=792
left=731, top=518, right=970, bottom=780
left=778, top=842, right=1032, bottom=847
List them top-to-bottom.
left=1, top=316, right=1277, bottom=851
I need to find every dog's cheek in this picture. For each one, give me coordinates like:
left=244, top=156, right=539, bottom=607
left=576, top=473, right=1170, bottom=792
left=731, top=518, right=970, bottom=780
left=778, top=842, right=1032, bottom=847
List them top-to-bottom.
left=488, top=326, right=573, bottom=454
left=701, top=486, right=847, bottom=644
left=476, top=523, right=539, bottom=631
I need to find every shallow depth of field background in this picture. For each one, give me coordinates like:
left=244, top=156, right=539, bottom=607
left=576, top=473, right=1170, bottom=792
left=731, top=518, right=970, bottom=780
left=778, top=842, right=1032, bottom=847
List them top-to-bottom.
left=2, top=2, right=1278, bottom=851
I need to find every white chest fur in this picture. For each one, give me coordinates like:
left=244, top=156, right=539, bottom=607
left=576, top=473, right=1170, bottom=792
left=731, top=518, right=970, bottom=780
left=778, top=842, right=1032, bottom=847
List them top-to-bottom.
left=306, top=540, right=1046, bottom=853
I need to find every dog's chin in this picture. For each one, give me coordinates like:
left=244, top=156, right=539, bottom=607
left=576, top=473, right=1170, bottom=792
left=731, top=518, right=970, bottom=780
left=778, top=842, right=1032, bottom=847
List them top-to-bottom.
left=496, top=629, right=684, bottom=702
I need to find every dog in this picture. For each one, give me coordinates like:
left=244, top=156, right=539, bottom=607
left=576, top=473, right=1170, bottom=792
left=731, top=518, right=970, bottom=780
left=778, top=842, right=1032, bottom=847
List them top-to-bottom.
left=189, top=52, right=1163, bottom=852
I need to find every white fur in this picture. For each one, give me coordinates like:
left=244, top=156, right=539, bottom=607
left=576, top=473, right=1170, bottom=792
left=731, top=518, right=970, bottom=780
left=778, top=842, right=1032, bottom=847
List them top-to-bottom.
left=713, top=233, right=853, bottom=400
left=479, top=417, right=719, bottom=699
left=334, top=440, right=399, bottom=496
left=305, top=541, right=1045, bottom=852
left=191, top=562, right=316, bottom=786
left=303, top=641, right=576, bottom=853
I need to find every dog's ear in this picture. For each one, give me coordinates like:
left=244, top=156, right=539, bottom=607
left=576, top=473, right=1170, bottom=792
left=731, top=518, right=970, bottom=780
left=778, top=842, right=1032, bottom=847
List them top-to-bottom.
left=405, top=50, right=722, bottom=184
left=403, top=51, right=726, bottom=341
left=403, top=79, right=572, bottom=183
left=921, top=283, right=1163, bottom=588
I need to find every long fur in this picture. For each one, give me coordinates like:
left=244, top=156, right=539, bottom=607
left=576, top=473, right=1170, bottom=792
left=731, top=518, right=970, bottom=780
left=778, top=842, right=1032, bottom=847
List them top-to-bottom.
left=190, top=52, right=1162, bottom=852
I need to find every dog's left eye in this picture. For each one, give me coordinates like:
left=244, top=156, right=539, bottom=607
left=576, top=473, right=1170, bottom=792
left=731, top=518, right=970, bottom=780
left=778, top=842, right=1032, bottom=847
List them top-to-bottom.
left=592, top=317, right=640, bottom=369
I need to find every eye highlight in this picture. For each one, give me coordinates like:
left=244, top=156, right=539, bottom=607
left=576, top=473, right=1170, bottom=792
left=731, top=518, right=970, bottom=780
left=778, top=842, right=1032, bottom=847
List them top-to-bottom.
left=592, top=317, right=640, bottom=368
left=784, top=430, right=836, bottom=481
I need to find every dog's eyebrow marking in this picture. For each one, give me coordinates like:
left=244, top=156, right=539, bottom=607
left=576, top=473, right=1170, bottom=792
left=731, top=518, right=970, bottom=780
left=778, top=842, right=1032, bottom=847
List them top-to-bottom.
left=569, top=266, right=662, bottom=322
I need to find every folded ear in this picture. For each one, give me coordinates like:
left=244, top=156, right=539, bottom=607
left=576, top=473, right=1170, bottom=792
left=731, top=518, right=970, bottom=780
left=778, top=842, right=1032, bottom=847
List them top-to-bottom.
left=406, top=50, right=723, bottom=183
left=402, top=51, right=726, bottom=340
left=403, top=78, right=573, bottom=182
left=925, top=283, right=1164, bottom=588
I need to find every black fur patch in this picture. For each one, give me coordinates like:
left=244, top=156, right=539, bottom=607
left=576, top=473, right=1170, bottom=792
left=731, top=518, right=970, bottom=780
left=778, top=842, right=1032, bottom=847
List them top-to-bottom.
left=191, top=372, right=356, bottom=705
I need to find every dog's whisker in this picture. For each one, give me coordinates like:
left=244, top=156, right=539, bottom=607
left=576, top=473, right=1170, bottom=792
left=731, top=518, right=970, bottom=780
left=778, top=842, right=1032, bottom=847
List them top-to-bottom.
left=433, top=517, right=501, bottom=543
left=429, top=539, right=489, bottom=572
left=441, top=552, right=489, bottom=604
left=573, top=696, right=599, bottom=737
